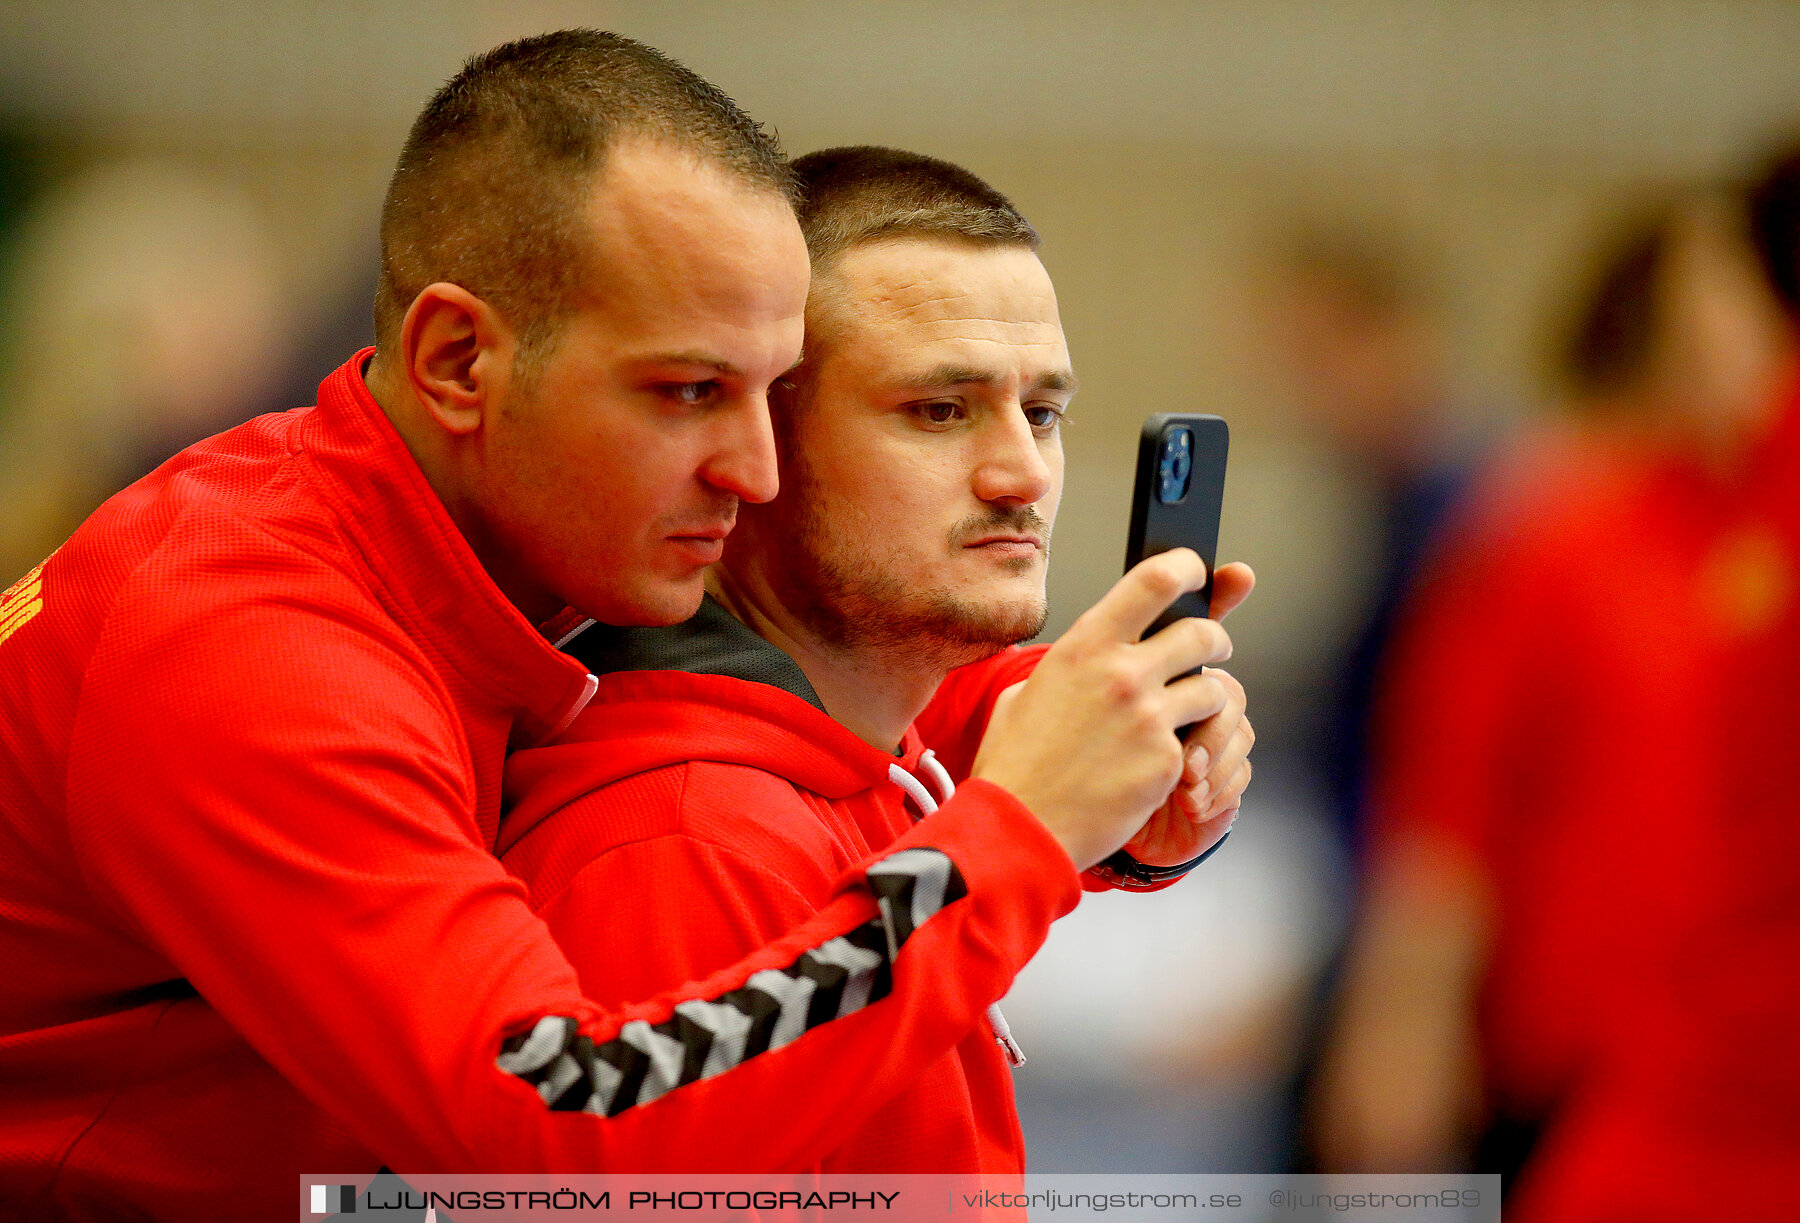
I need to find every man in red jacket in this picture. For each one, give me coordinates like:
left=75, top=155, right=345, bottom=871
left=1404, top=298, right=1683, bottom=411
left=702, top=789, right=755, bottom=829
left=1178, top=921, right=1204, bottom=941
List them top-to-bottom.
left=0, top=31, right=1241, bottom=1219
left=498, top=146, right=1256, bottom=1172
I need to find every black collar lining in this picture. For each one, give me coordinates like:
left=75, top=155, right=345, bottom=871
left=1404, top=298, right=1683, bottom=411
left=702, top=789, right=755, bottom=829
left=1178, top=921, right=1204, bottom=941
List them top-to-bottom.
left=560, top=596, right=827, bottom=713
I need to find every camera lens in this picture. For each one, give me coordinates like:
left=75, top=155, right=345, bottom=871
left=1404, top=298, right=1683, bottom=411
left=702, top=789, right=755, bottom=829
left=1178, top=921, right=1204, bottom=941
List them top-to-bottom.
left=1157, top=427, right=1194, bottom=504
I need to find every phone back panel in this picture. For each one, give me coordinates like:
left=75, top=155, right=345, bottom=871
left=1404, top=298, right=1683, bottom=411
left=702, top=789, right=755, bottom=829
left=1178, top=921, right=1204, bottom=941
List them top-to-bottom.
left=1125, top=413, right=1229, bottom=626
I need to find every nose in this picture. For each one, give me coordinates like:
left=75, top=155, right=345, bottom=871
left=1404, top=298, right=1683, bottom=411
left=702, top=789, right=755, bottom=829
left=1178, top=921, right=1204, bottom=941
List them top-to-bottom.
left=699, top=396, right=780, bottom=504
left=971, top=407, right=1054, bottom=507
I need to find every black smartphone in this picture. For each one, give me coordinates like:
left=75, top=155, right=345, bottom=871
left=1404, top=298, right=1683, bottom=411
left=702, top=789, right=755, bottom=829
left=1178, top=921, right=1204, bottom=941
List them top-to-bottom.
left=1124, top=413, right=1229, bottom=639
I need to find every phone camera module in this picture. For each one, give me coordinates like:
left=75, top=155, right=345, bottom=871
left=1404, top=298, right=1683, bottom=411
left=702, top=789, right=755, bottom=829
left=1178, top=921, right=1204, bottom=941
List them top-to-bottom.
left=1157, top=427, right=1193, bottom=503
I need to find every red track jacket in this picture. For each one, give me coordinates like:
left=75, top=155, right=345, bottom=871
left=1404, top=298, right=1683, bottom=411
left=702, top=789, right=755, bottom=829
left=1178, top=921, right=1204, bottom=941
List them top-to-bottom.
left=0, top=352, right=1080, bottom=1220
left=499, top=602, right=1048, bottom=1172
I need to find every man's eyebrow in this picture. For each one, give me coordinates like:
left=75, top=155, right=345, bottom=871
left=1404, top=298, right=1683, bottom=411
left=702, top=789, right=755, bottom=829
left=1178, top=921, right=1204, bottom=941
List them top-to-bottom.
left=635, top=351, right=745, bottom=377
left=898, top=363, right=1080, bottom=394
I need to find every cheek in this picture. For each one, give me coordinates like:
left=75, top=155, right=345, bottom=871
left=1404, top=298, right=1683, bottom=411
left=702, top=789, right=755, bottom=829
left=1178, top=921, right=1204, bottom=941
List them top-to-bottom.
left=543, top=409, right=685, bottom=513
left=795, top=428, right=913, bottom=520
left=536, top=432, right=637, bottom=511
left=816, top=475, right=903, bottom=535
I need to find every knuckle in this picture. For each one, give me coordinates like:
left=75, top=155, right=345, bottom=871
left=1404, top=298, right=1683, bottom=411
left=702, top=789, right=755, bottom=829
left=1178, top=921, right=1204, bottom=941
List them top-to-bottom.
left=1142, top=562, right=1183, bottom=603
left=1179, top=619, right=1220, bottom=661
left=1047, top=632, right=1099, bottom=674
left=1076, top=636, right=1113, bottom=668
left=1052, top=638, right=1094, bottom=673
left=1103, top=658, right=1141, bottom=703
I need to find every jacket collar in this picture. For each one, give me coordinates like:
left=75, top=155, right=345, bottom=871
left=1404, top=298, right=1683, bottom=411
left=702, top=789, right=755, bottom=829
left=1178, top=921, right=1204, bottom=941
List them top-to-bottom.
left=297, top=350, right=594, bottom=744
left=559, top=595, right=827, bottom=713
left=498, top=602, right=933, bottom=855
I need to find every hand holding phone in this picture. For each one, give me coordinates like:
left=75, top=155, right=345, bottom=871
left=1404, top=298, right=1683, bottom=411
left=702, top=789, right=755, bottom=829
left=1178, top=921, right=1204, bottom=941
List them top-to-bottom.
left=1079, top=412, right=1238, bottom=883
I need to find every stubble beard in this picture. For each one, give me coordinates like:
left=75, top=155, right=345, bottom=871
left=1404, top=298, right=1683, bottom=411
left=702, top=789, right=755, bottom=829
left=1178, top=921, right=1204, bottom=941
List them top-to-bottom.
left=776, top=461, right=1051, bottom=673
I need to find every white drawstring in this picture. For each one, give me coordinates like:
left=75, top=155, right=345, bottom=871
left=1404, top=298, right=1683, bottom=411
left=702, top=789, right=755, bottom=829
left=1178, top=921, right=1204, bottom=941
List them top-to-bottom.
left=916, top=749, right=956, bottom=806
left=886, top=750, right=1027, bottom=1067
left=886, top=764, right=939, bottom=817
left=983, top=1000, right=1028, bottom=1067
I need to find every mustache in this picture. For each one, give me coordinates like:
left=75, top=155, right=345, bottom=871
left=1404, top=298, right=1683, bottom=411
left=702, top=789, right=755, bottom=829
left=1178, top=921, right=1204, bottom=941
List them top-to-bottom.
left=662, top=490, right=740, bottom=535
left=949, top=506, right=1051, bottom=546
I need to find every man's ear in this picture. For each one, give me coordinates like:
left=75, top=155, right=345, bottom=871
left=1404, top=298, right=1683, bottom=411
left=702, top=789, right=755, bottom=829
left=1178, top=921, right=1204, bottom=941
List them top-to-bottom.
left=397, top=282, right=515, bottom=436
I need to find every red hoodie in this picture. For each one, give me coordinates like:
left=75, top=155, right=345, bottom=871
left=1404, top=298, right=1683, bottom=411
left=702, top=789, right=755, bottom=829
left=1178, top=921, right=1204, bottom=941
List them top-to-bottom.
left=0, top=352, right=1080, bottom=1219
left=500, top=599, right=1042, bottom=1172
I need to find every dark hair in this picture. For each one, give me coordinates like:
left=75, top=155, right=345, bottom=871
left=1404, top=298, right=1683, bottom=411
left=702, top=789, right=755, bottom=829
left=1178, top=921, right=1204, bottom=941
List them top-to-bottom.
left=375, top=29, right=793, bottom=367
left=1746, top=141, right=1800, bottom=320
left=788, top=146, right=1038, bottom=270
left=1554, top=203, right=1678, bottom=400
left=1269, top=223, right=1432, bottom=320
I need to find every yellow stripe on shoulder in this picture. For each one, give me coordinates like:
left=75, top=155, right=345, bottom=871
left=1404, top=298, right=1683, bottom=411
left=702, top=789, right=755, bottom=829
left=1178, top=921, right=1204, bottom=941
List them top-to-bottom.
left=3, top=561, right=45, bottom=603
left=0, top=563, right=47, bottom=646
left=1, top=577, right=43, bottom=618
left=0, top=595, right=42, bottom=646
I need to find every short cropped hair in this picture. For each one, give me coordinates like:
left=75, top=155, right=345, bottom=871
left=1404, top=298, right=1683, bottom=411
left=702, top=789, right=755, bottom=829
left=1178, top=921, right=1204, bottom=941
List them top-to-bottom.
left=375, top=29, right=793, bottom=367
left=789, top=146, right=1039, bottom=272
left=781, top=147, right=1039, bottom=378
left=1555, top=203, right=1677, bottom=400
left=1267, top=222, right=1435, bottom=322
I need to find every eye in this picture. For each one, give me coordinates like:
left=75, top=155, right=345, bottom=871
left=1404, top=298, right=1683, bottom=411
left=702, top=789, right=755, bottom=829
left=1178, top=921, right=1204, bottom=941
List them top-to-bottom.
left=663, top=380, right=721, bottom=405
left=914, top=401, right=964, bottom=426
left=1024, top=403, right=1066, bottom=432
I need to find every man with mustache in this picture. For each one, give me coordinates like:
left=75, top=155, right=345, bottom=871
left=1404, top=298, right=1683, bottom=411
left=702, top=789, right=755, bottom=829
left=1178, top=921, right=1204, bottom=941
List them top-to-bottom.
left=1, top=32, right=1242, bottom=1216
left=498, top=146, right=1256, bottom=1170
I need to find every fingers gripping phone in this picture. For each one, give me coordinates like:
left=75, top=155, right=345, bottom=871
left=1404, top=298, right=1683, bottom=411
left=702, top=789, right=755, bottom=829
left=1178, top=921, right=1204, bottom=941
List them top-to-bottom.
left=1124, top=413, right=1229, bottom=643
left=1105, top=414, right=1232, bottom=883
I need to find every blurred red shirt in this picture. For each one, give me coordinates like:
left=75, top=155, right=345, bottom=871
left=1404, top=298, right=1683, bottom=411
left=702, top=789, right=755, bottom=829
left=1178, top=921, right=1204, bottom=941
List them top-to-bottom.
left=1370, top=400, right=1800, bottom=1219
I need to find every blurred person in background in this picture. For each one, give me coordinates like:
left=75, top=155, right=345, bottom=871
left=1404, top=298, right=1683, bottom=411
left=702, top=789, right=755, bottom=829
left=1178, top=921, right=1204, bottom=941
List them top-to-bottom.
left=1641, top=140, right=1800, bottom=1218
left=0, top=160, right=289, bottom=583
left=1308, top=178, right=1795, bottom=1220
left=1246, top=223, right=1497, bottom=1176
left=1247, top=223, right=1489, bottom=863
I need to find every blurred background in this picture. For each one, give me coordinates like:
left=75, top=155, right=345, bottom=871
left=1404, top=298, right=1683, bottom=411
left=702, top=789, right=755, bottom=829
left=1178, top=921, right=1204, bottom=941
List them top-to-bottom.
left=5, top=2, right=1799, bottom=1214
